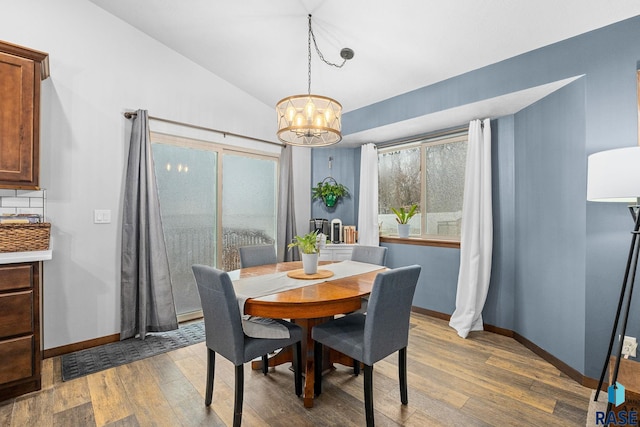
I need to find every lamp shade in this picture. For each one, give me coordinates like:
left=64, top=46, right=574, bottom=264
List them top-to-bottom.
left=276, top=94, right=342, bottom=146
left=587, top=147, right=640, bottom=202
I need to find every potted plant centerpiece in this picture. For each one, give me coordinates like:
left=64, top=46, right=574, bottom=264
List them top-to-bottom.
left=312, top=177, right=349, bottom=208
left=391, top=204, right=418, bottom=238
left=288, top=230, right=320, bottom=274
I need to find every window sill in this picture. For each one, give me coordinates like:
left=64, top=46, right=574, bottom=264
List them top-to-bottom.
left=379, top=236, right=460, bottom=249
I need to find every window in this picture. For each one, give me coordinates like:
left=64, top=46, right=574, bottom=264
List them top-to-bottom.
left=378, top=132, right=467, bottom=240
left=151, top=133, right=278, bottom=319
left=152, top=139, right=217, bottom=319
left=221, top=152, right=278, bottom=271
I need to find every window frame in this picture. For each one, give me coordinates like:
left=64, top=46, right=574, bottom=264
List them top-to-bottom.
left=378, top=130, right=467, bottom=248
left=150, top=132, right=280, bottom=269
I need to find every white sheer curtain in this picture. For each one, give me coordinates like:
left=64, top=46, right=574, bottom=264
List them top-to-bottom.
left=449, top=119, right=493, bottom=338
left=357, top=143, right=380, bottom=246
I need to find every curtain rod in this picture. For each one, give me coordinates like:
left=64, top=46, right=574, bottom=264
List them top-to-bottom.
left=123, top=111, right=283, bottom=147
left=375, top=125, right=469, bottom=150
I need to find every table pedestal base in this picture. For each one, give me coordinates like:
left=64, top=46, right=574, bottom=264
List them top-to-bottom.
left=250, top=317, right=356, bottom=408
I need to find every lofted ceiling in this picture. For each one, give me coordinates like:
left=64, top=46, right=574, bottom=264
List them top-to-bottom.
left=89, top=0, right=640, bottom=145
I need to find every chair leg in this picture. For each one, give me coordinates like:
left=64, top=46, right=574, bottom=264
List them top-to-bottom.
left=314, top=341, right=323, bottom=396
left=294, top=342, right=302, bottom=397
left=399, top=347, right=408, bottom=405
left=205, top=349, right=215, bottom=406
left=262, top=354, right=269, bottom=375
left=353, top=358, right=360, bottom=376
left=364, top=364, right=374, bottom=427
left=233, top=365, right=244, bottom=427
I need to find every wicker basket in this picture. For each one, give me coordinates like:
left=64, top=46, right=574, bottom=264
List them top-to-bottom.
left=0, top=223, right=51, bottom=252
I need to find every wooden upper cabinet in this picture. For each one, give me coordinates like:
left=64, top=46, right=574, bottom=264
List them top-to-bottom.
left=0, top=41, right=49, bottom=189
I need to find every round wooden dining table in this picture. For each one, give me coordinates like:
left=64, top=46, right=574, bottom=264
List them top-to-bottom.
left=233, top=261, right=386, bottom=408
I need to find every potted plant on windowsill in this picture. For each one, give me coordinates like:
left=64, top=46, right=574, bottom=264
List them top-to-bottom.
left=312, top=177, right=349, bottom=208
left=391, top=204, right=418, bottom=238
left=288, top=230, right=319, bottom=274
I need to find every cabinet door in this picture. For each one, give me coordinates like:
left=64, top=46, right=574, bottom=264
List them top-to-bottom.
left=0, top=51, right=36, bottom=187
left=332, top=249, right=354, bottom=261
left=318, top=252, right=332, bottom=261
left=0, top=264, right=33, bottom=292
left=0, top=290, right=33, bottom=338
left=0, top=335, right=34, bottom=384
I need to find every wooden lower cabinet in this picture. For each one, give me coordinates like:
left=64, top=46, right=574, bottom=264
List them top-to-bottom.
left=0, top=262, right=41, bottom=401
left=0, top=336, right=35, bottom=384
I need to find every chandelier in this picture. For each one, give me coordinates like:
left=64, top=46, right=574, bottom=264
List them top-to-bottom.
left=276, top=15, right=354, bottom=147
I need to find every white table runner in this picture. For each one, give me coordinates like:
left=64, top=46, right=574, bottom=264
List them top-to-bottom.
left=233, top=260, right=383, bottom=338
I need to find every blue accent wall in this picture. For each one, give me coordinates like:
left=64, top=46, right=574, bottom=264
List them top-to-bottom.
left=311, top=15, right=640, bottom=378
left=513, top=79, right=587, bottom=372
left=484, top=116, right=516, bottom=330
left=310, top=147, right=359, bottom=227
left=382, top=242, right=460, bottom=314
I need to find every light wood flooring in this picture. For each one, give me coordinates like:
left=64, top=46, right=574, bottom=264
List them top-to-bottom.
left=0, top=313, right=592, bottom=426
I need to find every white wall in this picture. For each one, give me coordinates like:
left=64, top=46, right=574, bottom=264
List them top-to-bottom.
left=0, top=0, right=289, bottom=349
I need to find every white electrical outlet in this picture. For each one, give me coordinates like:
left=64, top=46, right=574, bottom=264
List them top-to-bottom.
left=622, top=336, right=637, bottom=357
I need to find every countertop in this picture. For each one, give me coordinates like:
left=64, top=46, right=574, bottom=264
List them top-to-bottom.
left=0, top=249, right=52, bottom=264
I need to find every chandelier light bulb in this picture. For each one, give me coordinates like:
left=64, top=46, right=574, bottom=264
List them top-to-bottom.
left=305, top=100, right=316, bottom=120
left=286, top=105, right=297, bottom=122
left=324, top=108, right=334, bottom=124
left=294, top=112, right=305, bottom=127
left=313, top=112, right=326, bottom=128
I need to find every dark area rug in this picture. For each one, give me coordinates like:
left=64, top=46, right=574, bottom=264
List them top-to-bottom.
left=61, top=321, right=205, bottom=381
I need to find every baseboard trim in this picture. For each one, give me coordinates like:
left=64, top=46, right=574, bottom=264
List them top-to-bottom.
left=411, top=306, right=596, bottom=389
left=411, top=306, right=450, bottom=321
left=44, top=307, right=598, bottom=389
left=42, top=318, right=204, bottom=359
left=482, top=323, right=514, bottom=338
left=512, top=331, right=584, bottom=385
left=43, top=333, right=120, bottom=359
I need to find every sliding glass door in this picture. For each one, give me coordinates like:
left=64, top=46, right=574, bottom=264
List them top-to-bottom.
left=150, top=134, right=279, bottom=319
left=152, top=139, right=218, bottom=318
left=221, top=153, right=277, bottom=271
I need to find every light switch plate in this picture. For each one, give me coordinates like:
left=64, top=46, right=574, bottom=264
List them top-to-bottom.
left=94, top=209, right=111, bottom=224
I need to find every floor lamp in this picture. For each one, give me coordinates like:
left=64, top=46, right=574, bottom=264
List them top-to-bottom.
left=588, top=146, right=640, bottom=414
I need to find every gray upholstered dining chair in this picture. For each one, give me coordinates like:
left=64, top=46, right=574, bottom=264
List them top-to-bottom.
left=238, top=244, right=277, bottom=268
left=238, top=244, right=278, bottom=374
left=350, top=245, right=387, bottom=266
left=350, top=245, right=388, bottom=323
left=192, top=264, right=302, bottom=427
left=312, top=265, right=421, bottom=427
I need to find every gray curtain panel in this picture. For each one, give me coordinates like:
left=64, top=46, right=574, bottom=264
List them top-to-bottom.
left=121, top=109, right=178, bottom=340
left=277, top=145, right=298, bottom=262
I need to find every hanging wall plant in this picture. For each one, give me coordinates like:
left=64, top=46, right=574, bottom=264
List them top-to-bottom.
left=312, top=177, right=349, bottom=208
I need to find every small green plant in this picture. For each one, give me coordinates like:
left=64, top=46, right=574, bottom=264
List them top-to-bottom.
left=312, top=177, right=349, bottom=207
left=391, top=204, right=418, bottom=224
left=287, top=230, right=319, bottom=254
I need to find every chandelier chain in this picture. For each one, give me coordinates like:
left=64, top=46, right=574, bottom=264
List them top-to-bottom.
left=307, top=14, right=347, bottom=94
left=308, top=18, right=312, bottom=94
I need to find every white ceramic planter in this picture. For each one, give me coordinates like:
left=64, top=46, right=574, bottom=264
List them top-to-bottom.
left=397, top=223, right=410, bottom=238
left=301, top=253, right=319, bottom=274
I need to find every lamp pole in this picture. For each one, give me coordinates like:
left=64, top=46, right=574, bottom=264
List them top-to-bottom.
left=594, top=205, right=640, bottom=414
